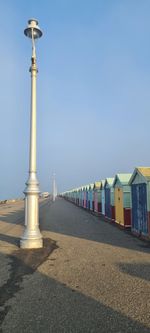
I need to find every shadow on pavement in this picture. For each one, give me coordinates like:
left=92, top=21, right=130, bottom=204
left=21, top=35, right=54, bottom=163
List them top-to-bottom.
left=41, top=198, right=150, bottom=254
left=0, top=208, right=24, bottom=225
left=0, top=233, right=19, bottom=246
left=0, top=241, right=150, bottom=333
left=117, top=262, right=150, bottom=282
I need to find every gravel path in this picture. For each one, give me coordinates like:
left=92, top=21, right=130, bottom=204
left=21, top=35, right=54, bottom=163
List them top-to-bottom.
left=0, top=197, right=150, bottom=332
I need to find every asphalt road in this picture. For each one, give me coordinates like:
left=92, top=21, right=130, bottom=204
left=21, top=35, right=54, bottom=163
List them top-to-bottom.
left=0, top=197, right=150, bottom=333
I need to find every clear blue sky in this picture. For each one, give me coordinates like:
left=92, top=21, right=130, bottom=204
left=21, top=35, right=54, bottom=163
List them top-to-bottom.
left=0, top=0, right=150, bottom=199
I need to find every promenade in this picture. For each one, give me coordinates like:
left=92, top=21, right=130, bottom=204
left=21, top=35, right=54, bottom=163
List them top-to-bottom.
left=0, top=198, right=150, bottom=332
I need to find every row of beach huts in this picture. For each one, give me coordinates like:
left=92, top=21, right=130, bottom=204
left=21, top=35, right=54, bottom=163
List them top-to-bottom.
left=61, top=167, right=150, bottom=240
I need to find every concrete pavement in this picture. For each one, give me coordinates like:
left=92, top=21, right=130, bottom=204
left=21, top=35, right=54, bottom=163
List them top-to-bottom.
left=0, top=197, right=150, bottom=332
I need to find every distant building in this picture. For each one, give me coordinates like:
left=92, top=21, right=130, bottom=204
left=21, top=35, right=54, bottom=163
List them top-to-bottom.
left=41, top=192, right=49, bottom=198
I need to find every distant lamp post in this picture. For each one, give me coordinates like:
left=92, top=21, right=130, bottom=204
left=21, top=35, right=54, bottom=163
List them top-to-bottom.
left=20, top=19, right=43, bottom=249
left=52, top=173, right=57, bottom=202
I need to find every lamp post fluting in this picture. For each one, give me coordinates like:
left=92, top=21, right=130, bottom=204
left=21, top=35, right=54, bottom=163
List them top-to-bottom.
left=20, top=19, right=43, bottom=249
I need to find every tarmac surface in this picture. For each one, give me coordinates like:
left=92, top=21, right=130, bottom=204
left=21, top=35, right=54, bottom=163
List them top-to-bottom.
left=0, top=197, right=150, bottom=332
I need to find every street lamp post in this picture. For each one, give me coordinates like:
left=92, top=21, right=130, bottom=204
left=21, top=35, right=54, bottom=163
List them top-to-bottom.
left=20, top=19, right=43, bottom=249
left=52, top=173, right=57, bottom=202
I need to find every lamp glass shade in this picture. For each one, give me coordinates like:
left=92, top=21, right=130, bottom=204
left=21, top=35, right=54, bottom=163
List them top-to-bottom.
left=24, top=19, right=42, bottom=39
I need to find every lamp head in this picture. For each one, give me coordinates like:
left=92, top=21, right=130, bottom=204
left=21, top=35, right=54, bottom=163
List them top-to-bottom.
left=24, top=19, right=42, bottom=39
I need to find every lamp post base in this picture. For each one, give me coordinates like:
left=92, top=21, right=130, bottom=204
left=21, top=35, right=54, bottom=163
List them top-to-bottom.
left=20, top=173, right=43, bottom=249
left=20, top=216, right=43, bottom=249
left=20, top=237, right=43, bottom=249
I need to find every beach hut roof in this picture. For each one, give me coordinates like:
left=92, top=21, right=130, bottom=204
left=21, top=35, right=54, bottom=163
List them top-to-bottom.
left=129, top=167, right=150, bottom=184
left=137, top=167, right=150, bottom=179
left=113, top=173, right=132, bottom=187
left=104, top=178, right=114, bottom=188
left=100, top=180, right=105, bottom=189
left=93, top=181, right=101, bottom=189
left=89, top=183, right=94, bottom=190
left=82, top=184, right=89, bottom=190
left=81, top=186, right=85, bottom=190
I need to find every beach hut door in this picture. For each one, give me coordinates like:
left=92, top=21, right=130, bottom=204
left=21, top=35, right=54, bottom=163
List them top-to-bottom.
left=132, top=184, right=148, bottom=234
left=138, top=184, right=148, bottom=234
left=105, top=188, right=111, bottom=218
left=115, top=188, right=124, bottom=225
left=102, top=189, right=105, bottom=215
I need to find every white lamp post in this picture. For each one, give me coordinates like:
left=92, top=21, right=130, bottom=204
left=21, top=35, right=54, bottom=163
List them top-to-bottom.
left=20, top=19, right=43, bottom=249
left=52, top=173, right=57, bottom=202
